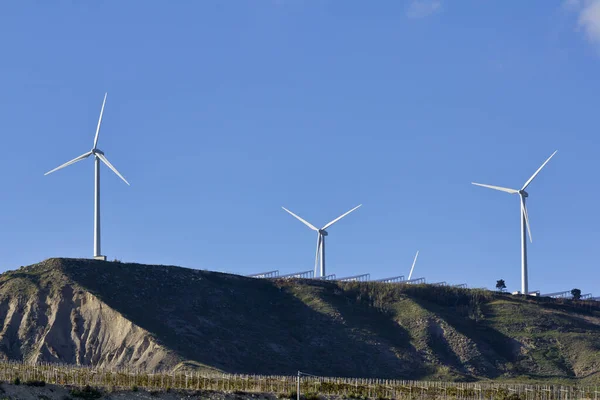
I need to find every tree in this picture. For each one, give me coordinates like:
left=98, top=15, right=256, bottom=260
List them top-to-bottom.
left=496, top=279, right=506, bottom=292
left=571, top=288, right=582, bottom=300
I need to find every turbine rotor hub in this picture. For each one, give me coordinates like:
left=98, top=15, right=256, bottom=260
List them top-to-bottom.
left=91, top=149, right=104, bottom=156
left=520, top=190, right=529, bottom=198
left=320, top=230, right=328, bottom=236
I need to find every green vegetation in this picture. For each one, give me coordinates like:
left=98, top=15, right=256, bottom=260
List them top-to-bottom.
left=496, top=279, right=506, bottom=292
left=25, top=380, right=46, bottom=387
left=69, top=386, right=102, bottom=400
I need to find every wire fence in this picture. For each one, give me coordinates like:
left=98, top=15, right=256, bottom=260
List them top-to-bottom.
left=0, top=360, right=598, bottom=399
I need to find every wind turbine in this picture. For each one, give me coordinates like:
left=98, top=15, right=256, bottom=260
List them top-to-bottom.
left=45, top=93, right=130, bottom=260
left=472, top=150, right=557, bottom=295
left=282, top=205, right=362, bottom=277
left=408, top=250, right=419, bottom=280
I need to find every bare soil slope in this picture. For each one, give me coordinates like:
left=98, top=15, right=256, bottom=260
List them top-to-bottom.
left=0, top=258, right=599, bottom=382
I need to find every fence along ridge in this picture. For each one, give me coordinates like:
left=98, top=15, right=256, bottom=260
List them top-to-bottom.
left=0, top=360, right=597, bottom=398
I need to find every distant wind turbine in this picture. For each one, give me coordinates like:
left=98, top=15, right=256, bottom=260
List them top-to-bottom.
left=45, top=93, right=130, bottom=260
left=472, top=150, right=557, bottom=295
left=282, top=205, right=362, bottom=277
left=408, top=250, right=419, bottom=280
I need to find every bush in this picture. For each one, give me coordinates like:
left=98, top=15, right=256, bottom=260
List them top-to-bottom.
left=12, top=377, right=20, bottom=386
left=26, top=380, right=46, bottom=387
left=70, top=385, right=102, bottom=400
left=132, top=385, right=139, bottom=392
left=282, top=391, right=297, bottom=399
left=304, top=393, right=320, bottom=400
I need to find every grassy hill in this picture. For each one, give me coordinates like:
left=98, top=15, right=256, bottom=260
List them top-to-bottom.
left=0, top=258, right=599, bottom=383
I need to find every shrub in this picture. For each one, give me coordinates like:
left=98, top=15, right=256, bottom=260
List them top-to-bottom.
left=12, top=377, right=20, bottom=386
left=26, top=380, right=46, bottom=387
left=70, top=385, right=102, bottom=400
left=132, top=385, right=139, bottom=392
left=304, top=393, right=320, bottom=400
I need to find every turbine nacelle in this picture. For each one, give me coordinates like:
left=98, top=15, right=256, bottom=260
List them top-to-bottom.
left=519, top=190, right=529, bottom=198
left=319, top=230, right=329, bottom=236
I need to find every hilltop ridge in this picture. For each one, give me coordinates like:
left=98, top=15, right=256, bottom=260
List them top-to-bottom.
left=0, top=258, right=599, bottom=382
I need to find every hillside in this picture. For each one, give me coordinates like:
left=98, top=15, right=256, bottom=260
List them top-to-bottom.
left=0, top=258, right=599, bottom=382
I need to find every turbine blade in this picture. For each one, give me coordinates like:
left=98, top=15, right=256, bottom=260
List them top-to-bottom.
left=93, top=93, right=108, bottom=150
left=521, top=150, right=558, bottom=191
left=44, top=151, right=92, bottom=176
left=96, top=153, right=130, bottom=185
left=471, top=182, right=519, bottom=194
left=521, top=198, right=532, bottom=243
left=322, top=204, right=362, bottom=230
left=282, top=207, right=318, bottom=231
left=314, top=233, right=322, bottom=277
left=408, top=250, right=419, bottom=280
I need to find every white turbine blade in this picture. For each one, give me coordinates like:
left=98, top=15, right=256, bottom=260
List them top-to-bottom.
left=93, top=93, right=107, bottom=150
left=521, top=150, right=558, bottom=191
left=44, top=151, right=92, bottom=176
left=96, top=153, right=130, bottom=185
left=471, top=182, right=519, bottom=194
left=521, top=198, right=532, bottom=243
left=322, top=204, right=362, bottom=230
left=282, top=207, right=318, bottom=231
left=314, top=233, right=322, bottom=276
left=408, top=250, right=419, bottom=280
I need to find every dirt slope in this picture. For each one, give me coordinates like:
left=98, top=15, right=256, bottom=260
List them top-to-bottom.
left=0, top=258, right=599, bottom=382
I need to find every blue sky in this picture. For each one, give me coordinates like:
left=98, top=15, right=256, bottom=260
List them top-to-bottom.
left=1, top=1, right=599, bottom=295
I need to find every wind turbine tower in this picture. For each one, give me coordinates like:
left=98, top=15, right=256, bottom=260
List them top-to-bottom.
left=45, top=93, right=130, bottom=260
left=472, top=150, right=557, bottom=295
left=282, top=205, right=361, bottom=278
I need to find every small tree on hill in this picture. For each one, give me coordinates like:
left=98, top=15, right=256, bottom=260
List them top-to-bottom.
left=496, top=279, right=506, bottom=292
left=571, top=288, right=582, bottom=300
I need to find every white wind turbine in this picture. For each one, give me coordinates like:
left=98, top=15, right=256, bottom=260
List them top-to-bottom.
left=45, top=93, right=130, bottom=260
left=472, top=150, right=557, bottom=295
left=282, top=205, right=362, bottom=277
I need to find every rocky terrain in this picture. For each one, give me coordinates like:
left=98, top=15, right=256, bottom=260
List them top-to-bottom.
left=0, top=258, right=599, bottom=382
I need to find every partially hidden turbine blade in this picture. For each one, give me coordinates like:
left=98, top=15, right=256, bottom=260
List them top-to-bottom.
left=93, top=93, right=108, bottom=150
left=521, top=150, right=558, bottom=191
left=44, top=151, right=92, bottom=176
left=96, top=153, right=130, bottom=185
left=471, top=182, right=519, bottom=194
left=521, top=197, right=533, bottom=243
left=322, top=204, right=362, bottom=230
left=282, top=207, right=318, bottom=231
left=408, top=250, right=419, bottom=280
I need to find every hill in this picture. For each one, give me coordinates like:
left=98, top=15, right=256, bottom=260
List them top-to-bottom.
left=0, top=258, right=599, bottom=382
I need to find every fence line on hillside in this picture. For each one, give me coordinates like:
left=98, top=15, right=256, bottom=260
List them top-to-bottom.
left=0, top=360, right=598, bottom=399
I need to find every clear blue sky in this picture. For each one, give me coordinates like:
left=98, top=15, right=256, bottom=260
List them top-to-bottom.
left=1, top=1, right=599, bottom=295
